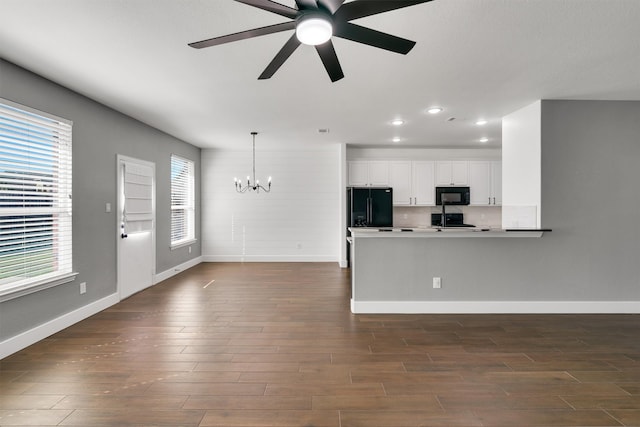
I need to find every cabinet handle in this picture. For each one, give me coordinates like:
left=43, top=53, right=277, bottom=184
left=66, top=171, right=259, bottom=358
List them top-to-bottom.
left=414, top=197, right=417, bottom=205
left=488, top=197, right=491, bottom=205
left=493, top=197, right=496, bottom=205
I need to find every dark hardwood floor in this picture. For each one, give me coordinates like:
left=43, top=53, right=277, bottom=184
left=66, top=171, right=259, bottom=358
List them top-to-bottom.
left=2, top=262, right=640, bottom=426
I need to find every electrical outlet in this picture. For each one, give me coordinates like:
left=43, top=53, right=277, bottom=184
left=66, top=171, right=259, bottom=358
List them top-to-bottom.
left=188, top=246, right=192, bottom=254
left=432, top=277, right=441, bottom=289
left=80, top=282, right=87, bottom=294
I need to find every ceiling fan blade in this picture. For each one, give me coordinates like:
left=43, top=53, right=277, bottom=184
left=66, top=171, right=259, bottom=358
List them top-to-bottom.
left=234, top=0, right=298, bottom=19
left=295, top=0, right=318, bottom=10
left=316, top=0, right=344, bottom=14
left=336, top=0, right=432, bottom=22
left=189, top=21, right=296, bottom=49
left=334, top=22, right=416, bottom=54
left=258, top=34, right=301, bottom=80
left=315, top=40, right=345, bottom=82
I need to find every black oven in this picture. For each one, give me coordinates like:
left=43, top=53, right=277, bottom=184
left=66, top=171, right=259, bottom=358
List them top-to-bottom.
left=435, top=186, right=470, bottom=205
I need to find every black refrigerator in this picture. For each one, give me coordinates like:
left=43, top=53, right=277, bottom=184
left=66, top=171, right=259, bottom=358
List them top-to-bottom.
left=346, top=187, right=393, bottom=265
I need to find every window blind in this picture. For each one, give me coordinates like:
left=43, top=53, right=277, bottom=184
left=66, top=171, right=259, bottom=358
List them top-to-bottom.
left=0, top=99, right=73, bottom=290
left=170, top=155, right=195, bottom=246
left=122, top=161, right=154, bottom=234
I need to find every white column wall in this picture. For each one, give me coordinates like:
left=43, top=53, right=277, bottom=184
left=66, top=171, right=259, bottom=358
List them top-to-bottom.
left=502, top=100, right=542, bottom=228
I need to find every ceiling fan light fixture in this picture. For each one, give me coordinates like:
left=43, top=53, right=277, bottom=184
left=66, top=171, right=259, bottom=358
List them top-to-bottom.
left=296, top=14, right=333, bottom=46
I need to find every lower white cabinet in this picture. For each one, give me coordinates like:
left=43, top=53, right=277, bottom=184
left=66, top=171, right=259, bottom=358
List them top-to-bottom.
left=389, top=161, right=435, bottom=206
left=469, top=161, right=501, bottom=205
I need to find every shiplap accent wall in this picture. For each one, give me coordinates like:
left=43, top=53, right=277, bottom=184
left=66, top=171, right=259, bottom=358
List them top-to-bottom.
left=202, top=145, right=342, bottom=262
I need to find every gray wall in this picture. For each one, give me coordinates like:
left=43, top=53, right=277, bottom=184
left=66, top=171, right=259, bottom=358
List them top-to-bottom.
left=0, top=59, right=201, bottom=340
left=353, top=100, right=640, bottom=303
left=540, top=100, right=640, bottom=300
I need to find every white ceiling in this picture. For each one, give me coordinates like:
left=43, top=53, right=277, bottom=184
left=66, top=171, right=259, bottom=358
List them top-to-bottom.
left=1, top=0, right=639, bottom=150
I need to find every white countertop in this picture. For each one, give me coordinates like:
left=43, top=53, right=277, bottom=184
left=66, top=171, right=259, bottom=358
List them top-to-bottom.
left=349, top=227, right=547, bottom=238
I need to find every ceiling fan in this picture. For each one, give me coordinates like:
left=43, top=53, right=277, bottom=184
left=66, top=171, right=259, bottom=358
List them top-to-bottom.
left=188, top=0, right=432, bottom=82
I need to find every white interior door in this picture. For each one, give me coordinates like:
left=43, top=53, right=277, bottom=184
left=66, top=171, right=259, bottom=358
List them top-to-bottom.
left=117, top=155, right=155, bottom=300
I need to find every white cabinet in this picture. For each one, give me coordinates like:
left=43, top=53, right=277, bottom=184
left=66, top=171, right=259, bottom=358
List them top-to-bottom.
left=348, top=161, right=389, bottom=186
left=388, top=161, right=435, bottom=206
left=388, top=161, right=411, bottom=205
left=412, top=161, right=436, bottom=206
left=435, top=161, right=469, bottom=186
left=469, top=161, right=501, bottom=205
left=490, top=161, right=502, bottom=205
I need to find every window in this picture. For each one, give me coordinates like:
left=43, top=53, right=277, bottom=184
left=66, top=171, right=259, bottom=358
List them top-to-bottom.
left=0, top=99, right=74, bottom=299
left=170, top=154, right=195, bottom=247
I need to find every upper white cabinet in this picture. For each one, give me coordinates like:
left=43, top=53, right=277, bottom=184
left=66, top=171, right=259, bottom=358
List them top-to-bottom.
left=351, top=158, right=499, bottom=206
left=490, top=160, right=502, bottom=205
left=348, top=161, right=389, bottom=186
left=388, top=161, right=435, bottom=206
left=388, top=161, right=411, bottom=205
left=412, top=161, right=436, bottom=206
left=435, top=161, right=469, bottom=186
left=469, top=161, right=501, bottom=205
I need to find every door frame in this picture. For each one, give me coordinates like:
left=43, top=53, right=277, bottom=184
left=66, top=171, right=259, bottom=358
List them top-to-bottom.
left=116, top=154, right=156, bottom=300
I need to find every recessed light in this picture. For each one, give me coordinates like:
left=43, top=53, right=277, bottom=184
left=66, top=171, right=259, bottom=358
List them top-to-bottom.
left=427, top=107, right=443, bottom=114
left=391, top=119, right=404, bottom=126
left=476, top=119, right=488, bottom=126
left=392, top=137, right=401, bottom=143
left=479, top=137, right=489, bottom=143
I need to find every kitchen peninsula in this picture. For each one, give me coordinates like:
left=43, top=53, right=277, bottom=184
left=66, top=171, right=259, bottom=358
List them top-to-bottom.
left=348, top=227, right=548, bottom=314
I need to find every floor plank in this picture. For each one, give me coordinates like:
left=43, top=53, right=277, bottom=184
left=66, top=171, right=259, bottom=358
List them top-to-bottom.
left=2, top=262, right=640, bottom=426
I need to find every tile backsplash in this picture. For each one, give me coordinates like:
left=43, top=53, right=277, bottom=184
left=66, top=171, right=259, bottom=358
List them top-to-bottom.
left=393, top=206, right=502, bottom=229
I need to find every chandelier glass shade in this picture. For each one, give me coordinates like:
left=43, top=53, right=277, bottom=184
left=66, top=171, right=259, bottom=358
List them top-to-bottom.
left=234, top=132, right=271, bottom=193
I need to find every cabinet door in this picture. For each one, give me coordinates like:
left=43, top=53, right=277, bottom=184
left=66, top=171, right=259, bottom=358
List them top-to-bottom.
left=348, top=161, right=369, bottom=186
left=367, top=161, right=389, bottom=186
left=389, top=161, right=412, bottom=205
left=412, top=161, right=435, bottom=206
left=435, top=161, right=454, bottom=186
left=436, top=161, right=468, bottom=185
left=451, top=161, right=469, bottom=185
left=469, top=161, right=491, bottom=205
left=490, top=161, right=502, bottom=205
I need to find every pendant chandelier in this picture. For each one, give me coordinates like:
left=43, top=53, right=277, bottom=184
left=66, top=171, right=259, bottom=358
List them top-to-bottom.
left=234, top=132, right=271, bottom=193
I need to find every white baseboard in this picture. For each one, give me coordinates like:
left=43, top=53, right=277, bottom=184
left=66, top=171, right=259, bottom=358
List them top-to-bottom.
left=202, top=255, right=338, bottom=263
left=153, top=256, right=202, bottom=284
left=0, top=293, right=120, bottom=359
left=351, top=299, right=640, bottom=314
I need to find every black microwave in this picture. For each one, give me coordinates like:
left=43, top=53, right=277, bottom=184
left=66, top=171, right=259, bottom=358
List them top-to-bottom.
left=435, top=186, right=470, bottom=205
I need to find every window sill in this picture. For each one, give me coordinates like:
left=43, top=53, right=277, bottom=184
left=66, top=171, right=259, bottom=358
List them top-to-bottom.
left=170, top=239, right=197, bottom=251
left=0, top=272, right=79, bottom=303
